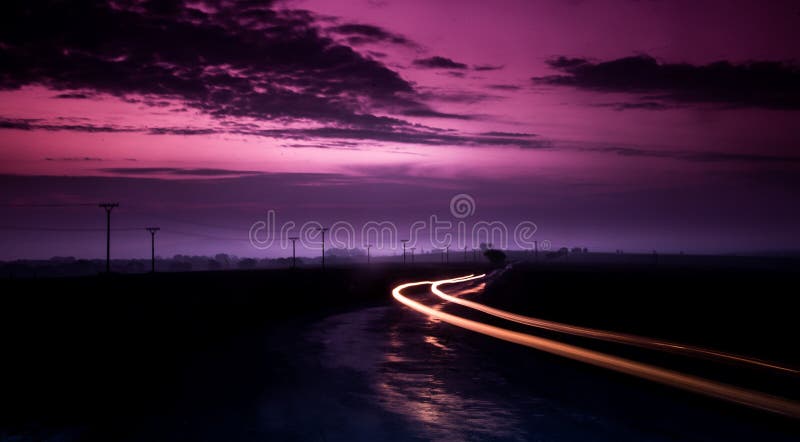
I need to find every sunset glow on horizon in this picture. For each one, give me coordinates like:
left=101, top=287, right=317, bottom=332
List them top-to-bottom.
left=2, top=0, right=799, bottom=258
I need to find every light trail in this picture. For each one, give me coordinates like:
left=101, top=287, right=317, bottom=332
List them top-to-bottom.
left=432, top=275, right=800, bottom=375
left=392, top=276, right=800, bottom=418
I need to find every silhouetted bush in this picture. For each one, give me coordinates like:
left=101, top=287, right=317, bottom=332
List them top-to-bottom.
left=483, top=249, right=507, bottom=265
left=238, top=258, right=257, bottom=269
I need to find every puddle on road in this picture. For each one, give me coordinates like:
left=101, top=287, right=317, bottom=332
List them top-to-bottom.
left=301, top=279, right=799, bottom=442
left=309, top=303, right=529, bottom=441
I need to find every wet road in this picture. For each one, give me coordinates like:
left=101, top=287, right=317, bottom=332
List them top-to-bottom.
left=4, top=269, right=798, bottom=441
left=305, top=274, right=799, bottom=441
left=393, top=274, right=800, bottom=417
left=430, top=275, right=799, bottom=375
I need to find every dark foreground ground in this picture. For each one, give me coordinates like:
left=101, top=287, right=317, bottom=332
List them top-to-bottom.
left=1, top=260, right=798, bottom=440
left=484, top=262, right=800, bottom=367
left=0, top=264, right=483, bottom=440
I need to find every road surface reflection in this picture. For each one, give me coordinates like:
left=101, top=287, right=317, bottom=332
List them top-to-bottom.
left=393, top=275, right=800, bottom=418
left=433, top=275, right=799, bottom=375
left=312, top=304, right=529, bottom=440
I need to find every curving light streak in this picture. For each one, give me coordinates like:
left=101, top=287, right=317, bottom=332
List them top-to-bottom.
left=432, top=275, right=799, bottom=375
left=392, top=276, right=800, bottom=418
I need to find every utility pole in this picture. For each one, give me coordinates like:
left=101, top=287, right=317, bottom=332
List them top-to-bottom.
left=98, top=203, right=119, bottom=273
left=146, top=227, right=160, bottom=273
left=316, top=227, right=329, bottom=269
left=289, top=236, right=299, bottom=268
left=401, top=239, right=409, bottom=264
left=534, top=240, right=539, bottom=263
left=366, top=244, right=373, bottom=265
left=445, top=245, right=450, bottom=264
left=464, top=246, right=467, bottom=262
left=410, top=247, right=415, bottom=264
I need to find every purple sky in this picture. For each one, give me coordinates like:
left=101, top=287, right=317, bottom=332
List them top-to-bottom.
left=1, top=0, right=799, bottom=259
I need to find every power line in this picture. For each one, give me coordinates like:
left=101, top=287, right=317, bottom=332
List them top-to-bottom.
left=0, top=203, right=99, bottom=208
left=150, top=215, right=249, bottom=231
left=0, top=225, right=251, bottom=242
left=0, top=226, right=143, bottom=232
left=0, top=226, right=247, bottom=238
left=161, top=229, right=251, bottom=241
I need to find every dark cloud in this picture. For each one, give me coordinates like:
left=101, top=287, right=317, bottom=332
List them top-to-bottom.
left=0, top=0, right=440, bottom=130
left=0, top=1, right=527, bottom=147
left=328, top=23, right=414, bottom=47
left=534, top=55, right=800, bottom=109
left=413, top=56, right=468, bottom=70
left=474, top=65, right=503, bottom=71
left=487, top=84, right=521, bottom=91
left=417, top=89, right=497, bottom=104
left=52, top=92, right=95, bottom=99
left=594, top=101, right=672, bottom=111
left=401, top=109, right=473, bottom=119
left=1, top=115, right=544, bottom=148
left=2, top=116, right=227, bottom=135
left=0, top=117, right=135, bottom=133
left=0, top=117, right=37, bottom=130
left=256, top=124, right=549, bottom=148
left=147, top=127, right=219, bottom=136
left=245, top=127, right=549, bottom=148
left=481, top=131, right=537, bottom=137
left=283, top=140, right=365, bottom=150
left=584, top=146, right=800, bottom=164
left=686, top=152, right=800, bottom=164
left=45, top=157, right=104, bottom=162
left=100, top=167, right=265, bottom=177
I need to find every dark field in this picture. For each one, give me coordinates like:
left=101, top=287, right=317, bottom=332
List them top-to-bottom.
left=1, top=259, right=799, bottom=440
left=483, top=262, right=799, bottom=367
left=474, top=263, right=800, bottom=431
left=0, top=264, right=484, bottom=440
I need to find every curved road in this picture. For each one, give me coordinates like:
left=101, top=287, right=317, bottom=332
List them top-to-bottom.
left=392, top=274, right=800, bottom=418
left=432, top=275, right=799, bottom=375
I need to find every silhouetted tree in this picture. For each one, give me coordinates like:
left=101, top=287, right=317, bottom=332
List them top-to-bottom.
left=483, top=249, right=506, bottom=265
left=214, top=253, right=230, bottom=269
left=237, top=258, right=257, bottom=269
left=207, top=259, right=222, bottom=271
left=169, top=261, right=192, bottom=272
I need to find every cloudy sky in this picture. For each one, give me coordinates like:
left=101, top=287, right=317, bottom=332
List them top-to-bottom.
left=1, top=0, right=799, bottom=259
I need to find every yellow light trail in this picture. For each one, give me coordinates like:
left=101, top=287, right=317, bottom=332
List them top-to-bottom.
left=392, top=275, right=800, bottom=418
left=432, top=275, right=799, bottom=375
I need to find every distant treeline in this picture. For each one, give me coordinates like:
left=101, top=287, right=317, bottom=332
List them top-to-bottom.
left=3, top=247, right=797, bottom=279
left=0, top=253, right=343, bottom=278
